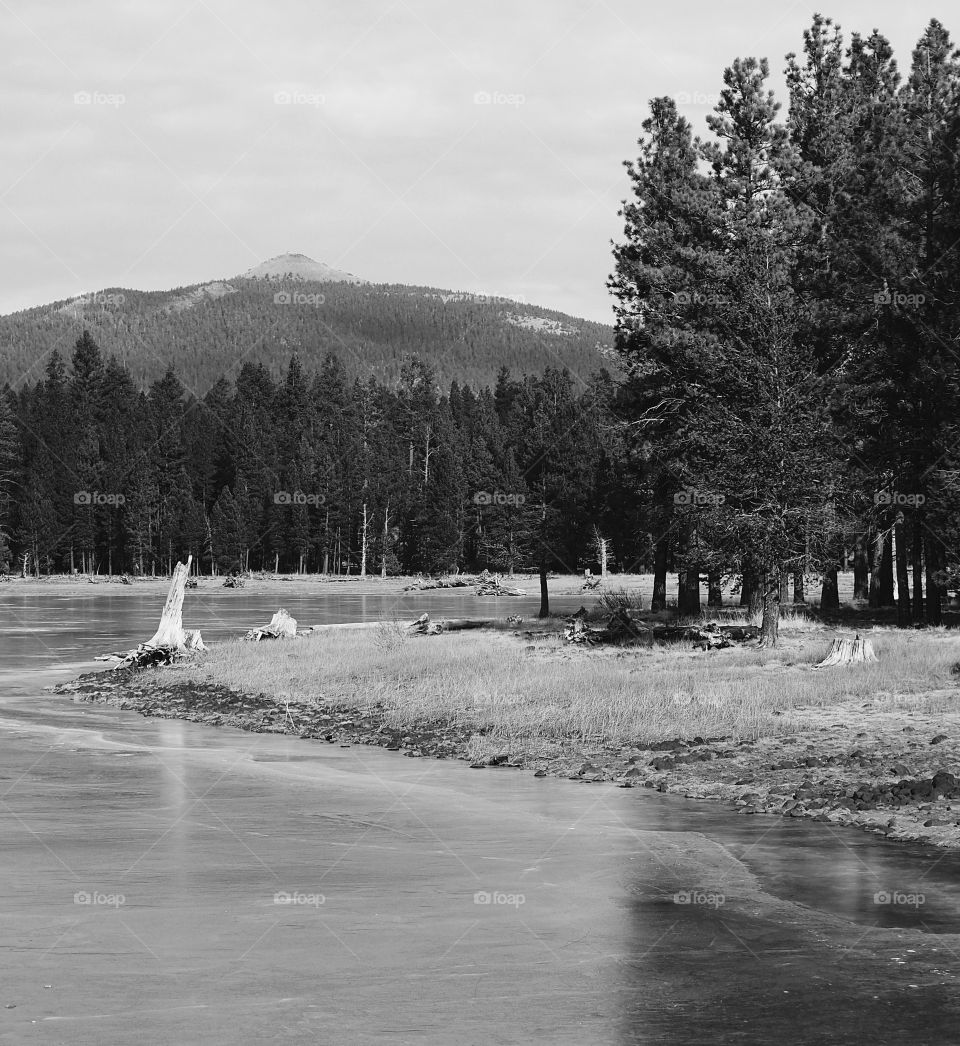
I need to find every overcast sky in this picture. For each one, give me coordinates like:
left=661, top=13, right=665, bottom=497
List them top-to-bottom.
left=1, top=0, right=947, bottom=323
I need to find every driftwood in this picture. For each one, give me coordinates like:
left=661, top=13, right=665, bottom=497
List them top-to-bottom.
left=96, top=557, right=205, bottom=669
left=476, top=570, right=525, bottom=597
left=402, top=575, right=474, bottom=592
left=243, top=609, right=298, bottom=642
left=561, top=609, right=759, bottom=648
left=406, top=613, right=494, bottom=636
left=652, top=622, right=759, bottom=646
left=815, top=633, right=878, bottom=668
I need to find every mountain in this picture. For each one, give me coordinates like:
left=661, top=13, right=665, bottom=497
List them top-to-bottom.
left=238, top=252, right=365, bottom=283
left=0, top=255, right=614, bottom=392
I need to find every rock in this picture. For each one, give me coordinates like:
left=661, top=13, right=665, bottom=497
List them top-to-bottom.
left=931, top=734, right=949, bottom=745
left=649, top=756, right=676, bottom=771
left=469, top=762, right=486, bottom=769
left=623, top=766, right=643, bottom=778
left=534, top=769, right=548, bottom=777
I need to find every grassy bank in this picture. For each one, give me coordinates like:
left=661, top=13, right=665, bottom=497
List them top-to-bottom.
left=57, top=611, right=960, bottom=849
left=165, top=620, right=959, bottom=750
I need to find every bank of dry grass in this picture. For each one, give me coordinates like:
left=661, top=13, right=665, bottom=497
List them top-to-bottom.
left=163, top=623, right=960, bottom=758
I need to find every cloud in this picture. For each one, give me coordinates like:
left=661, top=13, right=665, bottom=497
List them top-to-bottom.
left=0, top=0, right=939, bottom=324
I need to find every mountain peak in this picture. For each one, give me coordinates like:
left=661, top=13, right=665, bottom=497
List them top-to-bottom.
left=238, top=253, right=365, bottom=284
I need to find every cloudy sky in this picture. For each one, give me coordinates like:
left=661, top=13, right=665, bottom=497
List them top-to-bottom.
left=1, top=0, right=945, bottom=323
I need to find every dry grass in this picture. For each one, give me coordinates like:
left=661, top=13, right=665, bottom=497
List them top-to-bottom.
left=162, top=624, right=960, bottom=758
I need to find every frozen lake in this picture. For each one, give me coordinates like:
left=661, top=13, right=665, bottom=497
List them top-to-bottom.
left=2, top=585, right=960, bottom=1044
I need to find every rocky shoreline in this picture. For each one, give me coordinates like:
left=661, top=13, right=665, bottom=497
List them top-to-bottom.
left=53, top=670, right=960, bottom=849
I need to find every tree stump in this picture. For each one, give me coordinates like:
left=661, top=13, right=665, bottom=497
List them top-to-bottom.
left=96, top=556, right=204, bottom=668
left=243, top=608, right=298, bottom=641
left=814, top=633, right=878, bottom=668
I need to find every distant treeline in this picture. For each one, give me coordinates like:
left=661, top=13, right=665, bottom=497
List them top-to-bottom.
left=0, top=331, right=633, bottom=579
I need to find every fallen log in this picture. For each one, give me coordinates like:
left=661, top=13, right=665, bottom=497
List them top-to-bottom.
left=95, top=557, right=205, bottom=669
left=402, top=575, right=475, bottom=592
left=243, top=608, right=298, bottom=642
left=407, top=613, right=495, bottom=635
left=814, top=633, right=878, bottom=668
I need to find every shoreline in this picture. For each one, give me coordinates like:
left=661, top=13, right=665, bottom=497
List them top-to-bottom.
left=54, top=666, right=960, bottom=851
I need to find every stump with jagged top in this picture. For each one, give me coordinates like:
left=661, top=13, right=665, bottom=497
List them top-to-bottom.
left=96, top=557, right=205, bottom=669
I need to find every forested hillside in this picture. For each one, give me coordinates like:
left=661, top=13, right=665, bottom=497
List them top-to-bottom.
left=0, top=276, right=611, bottom=392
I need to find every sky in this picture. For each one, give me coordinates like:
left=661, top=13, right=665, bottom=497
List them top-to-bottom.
left=0, top=0, right=949, bottom=324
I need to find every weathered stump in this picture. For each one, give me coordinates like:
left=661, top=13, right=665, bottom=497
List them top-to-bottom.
left=96, top=556, right=204, bottom=668
left=243, top=609, right=298, bottom=641
left=814, top=633, right=878, bottom=668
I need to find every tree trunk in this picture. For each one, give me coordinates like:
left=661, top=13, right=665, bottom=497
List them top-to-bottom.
left=360, top=502, right=368, bottom=577
left=381, top=502, right=390, bottom=579
left=894, top=514, right=911, bottom=627
left=911, top=514, right=924, bottom=624
left=879, top=527, right=895, bottom=605
left=869, top=529, right=884, bottom=608
left=651, top=530, right=668, bottom=612
left=925, top=533, right=943, bottom=626
left=853, top=536, right=869, bottom=601
left=538, top=561, right=550, bottom=619
left=740, top=565, right=757, bottom=609
left=678, top=566, right=700, bottom=617
left=820, top=567, right=840, bottom=610
left=759, top=568, right=780, bottom=647
left=779, top=569, right=790, bottom=605
left=707, top=570, right=723, bottom=608
left=793, top=572, right=805, bottom=604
